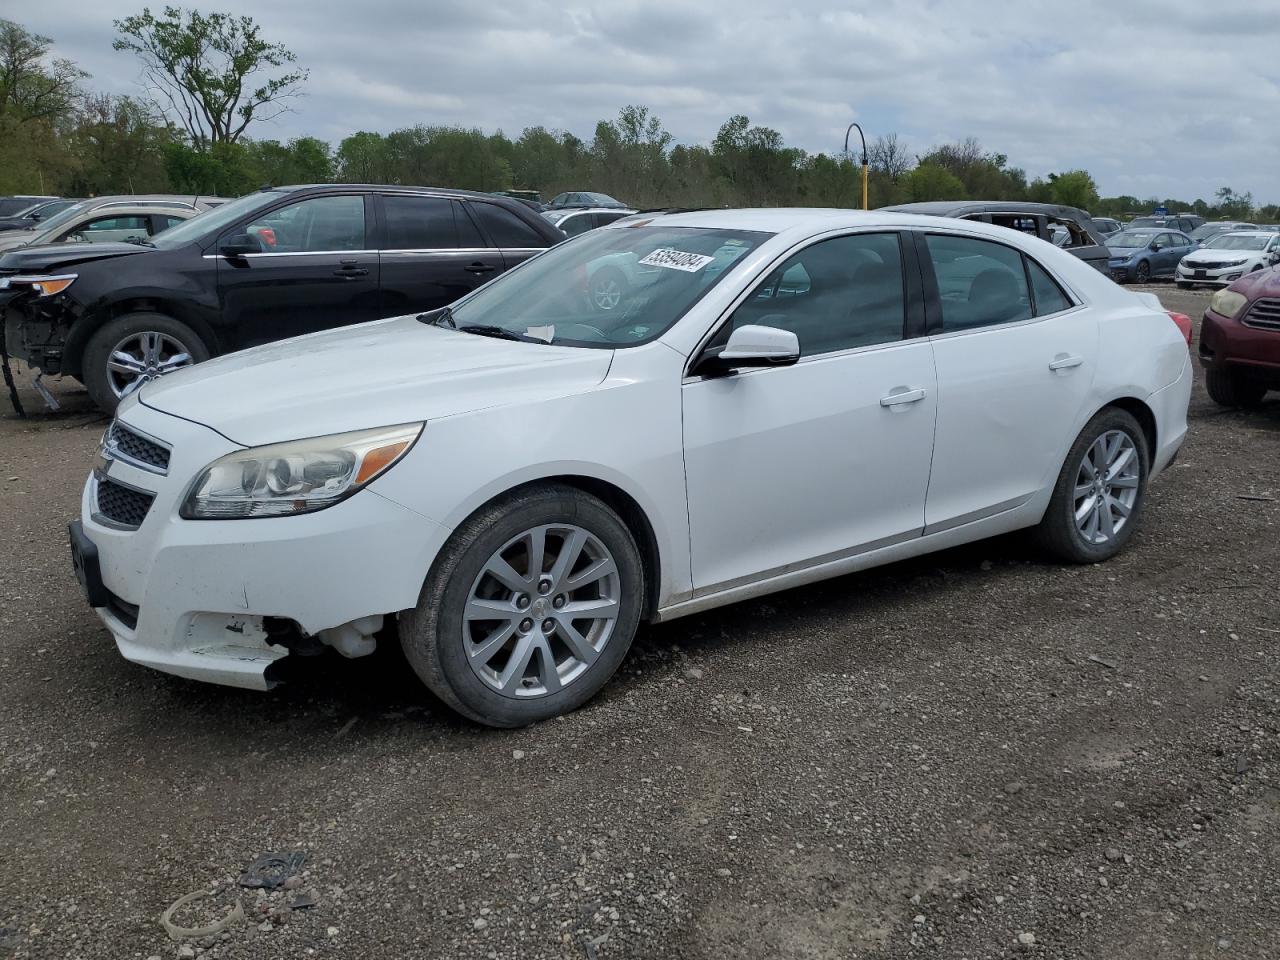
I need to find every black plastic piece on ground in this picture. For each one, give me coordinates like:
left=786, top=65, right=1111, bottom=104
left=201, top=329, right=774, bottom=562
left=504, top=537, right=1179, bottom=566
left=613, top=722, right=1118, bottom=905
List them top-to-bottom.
left=1, top=340, right=25, bottom=418
left=239, top=851, right=307, bottom=889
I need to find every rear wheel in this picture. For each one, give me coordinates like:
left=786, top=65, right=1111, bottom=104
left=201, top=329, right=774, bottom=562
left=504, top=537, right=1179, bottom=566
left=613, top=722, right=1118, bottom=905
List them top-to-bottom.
left=81, top=313, right=209, bottom=413
left=1205, top=369, right=1268, bottom=408
left=1035, top=408, right=1149, bottom=563
left=400, top=484, right=644, bottom=727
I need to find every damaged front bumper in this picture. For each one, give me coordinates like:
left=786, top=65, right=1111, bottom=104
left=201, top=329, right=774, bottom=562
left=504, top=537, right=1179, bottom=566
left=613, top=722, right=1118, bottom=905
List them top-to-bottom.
left=80, top=401, right=451, bottom=690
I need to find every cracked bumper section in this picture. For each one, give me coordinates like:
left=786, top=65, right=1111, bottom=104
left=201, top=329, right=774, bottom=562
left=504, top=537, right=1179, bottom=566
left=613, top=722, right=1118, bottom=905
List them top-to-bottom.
left=83, top=405, right=449, bottom=690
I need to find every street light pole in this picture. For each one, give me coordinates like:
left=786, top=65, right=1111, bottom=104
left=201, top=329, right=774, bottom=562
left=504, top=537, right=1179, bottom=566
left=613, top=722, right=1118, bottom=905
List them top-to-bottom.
left=844, top=122, right=868, bottom=211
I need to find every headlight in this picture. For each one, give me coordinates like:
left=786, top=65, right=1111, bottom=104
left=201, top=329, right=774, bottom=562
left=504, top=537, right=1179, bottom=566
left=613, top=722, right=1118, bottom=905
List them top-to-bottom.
left=1218, top=259, right=1247, bottom=268
left=0, top=273, right=77, bottom=297
left=1209, top=289, right=1248, bottom=319
left=180, top=423, right=423, bottom=519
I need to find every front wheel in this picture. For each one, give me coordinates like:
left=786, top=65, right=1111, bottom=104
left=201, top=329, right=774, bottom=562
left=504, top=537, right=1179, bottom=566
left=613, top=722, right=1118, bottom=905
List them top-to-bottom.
left=1134, top=260, right=1151, bottom=284
left=81, top=313, right=209, bottom=413
left=1205, top=369, right=1267, bottom=408
left=1035, top=408, right=1150, bottom=563
left=400, top=484, right=644, bottom=727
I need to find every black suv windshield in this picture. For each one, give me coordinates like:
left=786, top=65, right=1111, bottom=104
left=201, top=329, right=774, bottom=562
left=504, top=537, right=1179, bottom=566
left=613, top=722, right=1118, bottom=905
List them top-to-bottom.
left=150, top=191, right=287, bottom=250
left=447, top=225, right=771, bottom=347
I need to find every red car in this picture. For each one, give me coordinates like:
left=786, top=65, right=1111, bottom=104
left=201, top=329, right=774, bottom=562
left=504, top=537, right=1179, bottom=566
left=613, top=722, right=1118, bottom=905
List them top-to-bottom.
left=1199, top=268, right=1280, bottom=406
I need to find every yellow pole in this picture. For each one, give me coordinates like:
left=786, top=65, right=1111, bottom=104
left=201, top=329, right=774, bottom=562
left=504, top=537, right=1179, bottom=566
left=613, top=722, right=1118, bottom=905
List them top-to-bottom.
left=861, top=163, right=869, bottom=210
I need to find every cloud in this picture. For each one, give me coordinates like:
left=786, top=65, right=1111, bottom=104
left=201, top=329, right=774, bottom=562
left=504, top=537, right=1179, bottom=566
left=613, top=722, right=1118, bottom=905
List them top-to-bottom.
left=21, top=0, right=1280, bottom=201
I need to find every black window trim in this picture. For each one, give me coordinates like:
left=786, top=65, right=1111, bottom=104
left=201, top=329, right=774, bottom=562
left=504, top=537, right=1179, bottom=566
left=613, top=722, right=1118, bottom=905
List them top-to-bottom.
left=685, top=227, right=927, bottom=380
left=913, top=229, right=1083, bottom=337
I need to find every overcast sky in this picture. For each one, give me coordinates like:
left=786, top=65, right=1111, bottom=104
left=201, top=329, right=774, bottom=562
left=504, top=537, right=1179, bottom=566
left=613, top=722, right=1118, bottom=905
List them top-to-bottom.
left=19, top=0, right=1280, bottom=202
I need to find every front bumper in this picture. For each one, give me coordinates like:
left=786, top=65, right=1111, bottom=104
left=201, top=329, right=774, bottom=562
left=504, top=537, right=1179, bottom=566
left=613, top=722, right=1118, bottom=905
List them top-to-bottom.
left=1176, top=262, right=1248, bottom=286
left=1108, top=263, right=1135, bottom=282
left=1199, top=307, right=1280, bottom=383
left=80, top=402, right=450, bottom=690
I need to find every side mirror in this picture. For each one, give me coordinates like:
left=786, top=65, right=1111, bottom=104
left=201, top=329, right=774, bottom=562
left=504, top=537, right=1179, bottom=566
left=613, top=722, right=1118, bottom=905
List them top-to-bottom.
left=219, top=232, right=261, bottom=258
left=1149, top=241, right=1161, bottom=251
left=695, top=324, right=800, bottom=377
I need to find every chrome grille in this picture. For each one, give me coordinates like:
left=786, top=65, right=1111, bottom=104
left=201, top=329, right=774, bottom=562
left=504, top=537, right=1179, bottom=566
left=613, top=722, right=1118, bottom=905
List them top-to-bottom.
left=1243, top=297, right=1280, bottom=332
left=106, top=421, right=170, bottom=473
left=95, top=477, right=154, bottom=529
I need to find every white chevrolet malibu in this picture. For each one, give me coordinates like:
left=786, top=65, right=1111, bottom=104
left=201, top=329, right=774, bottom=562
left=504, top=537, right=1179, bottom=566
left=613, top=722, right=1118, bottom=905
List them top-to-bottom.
left=71, top=210, right=1191, bottom=727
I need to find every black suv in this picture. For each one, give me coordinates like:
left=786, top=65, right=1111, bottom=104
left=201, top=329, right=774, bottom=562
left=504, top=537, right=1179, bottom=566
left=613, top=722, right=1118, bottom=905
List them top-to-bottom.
left=0, top=184, right=564, bottom=411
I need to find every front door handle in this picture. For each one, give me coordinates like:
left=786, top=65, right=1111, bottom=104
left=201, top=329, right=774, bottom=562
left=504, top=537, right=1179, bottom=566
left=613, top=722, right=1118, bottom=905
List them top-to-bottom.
left=333, top=260, right=368, bottom=279
left=465, top=261, right=498, bottom=275
left=1048, top=354, right=1084, bottom=371
left=880, top=387, right=927, bottom=407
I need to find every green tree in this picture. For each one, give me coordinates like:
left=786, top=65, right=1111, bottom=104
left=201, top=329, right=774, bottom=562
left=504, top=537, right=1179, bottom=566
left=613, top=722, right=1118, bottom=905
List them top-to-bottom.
left=113, top=6, right=307, bottom=148
left=0, top=18, right=86, bottom=124
left=65, top=93, right=178, bottom=194
left=335, top=131, right=389, bottom=182
left=903, top=164, right=967, bottom=202
left=1047, top=169, right=1099, bottom=210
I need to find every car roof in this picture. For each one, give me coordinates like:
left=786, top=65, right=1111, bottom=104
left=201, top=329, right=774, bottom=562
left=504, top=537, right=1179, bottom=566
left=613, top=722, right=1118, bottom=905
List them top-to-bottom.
left=273, top=183, right=532, bottom=203
left=882, top=200, right=1089, bottom=218
left=548, top=207, right=636, bottom=217
left=612, top=207, right=1081, bottom=238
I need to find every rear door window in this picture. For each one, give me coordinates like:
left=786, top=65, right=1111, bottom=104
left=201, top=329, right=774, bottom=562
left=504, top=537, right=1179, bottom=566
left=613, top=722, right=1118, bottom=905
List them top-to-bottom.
left=382, top=195, right=456, bottom=249
left=924, top=234, right=1033, bottom=331
left=1027, top=259, right=1073, bottom=315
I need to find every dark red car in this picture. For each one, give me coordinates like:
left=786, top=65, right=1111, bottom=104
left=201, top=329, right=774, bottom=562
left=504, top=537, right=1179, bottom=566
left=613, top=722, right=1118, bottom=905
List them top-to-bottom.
left=1199, top=267, right=1280, bottom=406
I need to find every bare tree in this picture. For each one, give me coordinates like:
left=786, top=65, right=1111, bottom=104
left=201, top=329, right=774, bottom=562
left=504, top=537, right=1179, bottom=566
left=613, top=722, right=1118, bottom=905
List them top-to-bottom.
left=113, top=6, right=307, bottom=148
left=868, top=133, right=911, bottom=182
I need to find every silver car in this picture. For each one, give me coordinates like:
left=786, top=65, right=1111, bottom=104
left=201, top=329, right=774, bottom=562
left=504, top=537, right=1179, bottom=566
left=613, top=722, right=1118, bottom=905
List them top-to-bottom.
left=0, top=195, right=227, bottom=253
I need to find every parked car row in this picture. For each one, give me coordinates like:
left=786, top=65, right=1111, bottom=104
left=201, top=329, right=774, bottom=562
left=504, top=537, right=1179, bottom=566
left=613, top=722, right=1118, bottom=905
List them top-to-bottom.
left=1, top=185, right=565, bottom=410
left=0, top=195, right=224, bottom=253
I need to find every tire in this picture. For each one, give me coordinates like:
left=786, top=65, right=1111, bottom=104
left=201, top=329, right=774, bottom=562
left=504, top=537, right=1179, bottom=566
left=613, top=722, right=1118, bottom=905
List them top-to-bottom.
left=1134, top=260, right=1151, bottom=284
left=589, top=267, right=629, bottom=313
left=81, top=313, right=210, bottom=413
left=1205, top=368, right=1267, bottom=408
left=1035, top=407, right=1150, bottom=564
left=400, top=483, right=644, bottom=727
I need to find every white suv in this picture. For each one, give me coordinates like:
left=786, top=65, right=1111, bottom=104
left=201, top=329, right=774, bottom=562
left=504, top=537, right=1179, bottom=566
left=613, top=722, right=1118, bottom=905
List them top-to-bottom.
left=71, top=210, right=1191, bottom=726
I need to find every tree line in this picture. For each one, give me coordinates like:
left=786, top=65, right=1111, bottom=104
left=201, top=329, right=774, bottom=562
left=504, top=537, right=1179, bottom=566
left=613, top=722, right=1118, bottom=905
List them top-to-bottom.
left=2, top=12, right=1276, bottom=224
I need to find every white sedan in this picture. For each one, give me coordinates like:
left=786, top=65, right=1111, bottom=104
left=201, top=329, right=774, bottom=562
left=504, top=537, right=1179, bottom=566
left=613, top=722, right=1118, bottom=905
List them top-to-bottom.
left=72, top=210, right=1191, bottom=727
left=1176, top=230, right=1280, bottom=288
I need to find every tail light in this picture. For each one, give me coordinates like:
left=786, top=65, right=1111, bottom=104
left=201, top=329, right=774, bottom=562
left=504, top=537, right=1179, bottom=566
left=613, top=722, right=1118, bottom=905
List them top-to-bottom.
left=1167, top=311, right=1192, bottom=346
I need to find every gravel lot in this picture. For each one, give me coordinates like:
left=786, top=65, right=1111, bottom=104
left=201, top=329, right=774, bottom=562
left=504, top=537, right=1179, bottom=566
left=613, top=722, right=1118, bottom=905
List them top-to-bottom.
left=2, top=283, right=1279, bottom=960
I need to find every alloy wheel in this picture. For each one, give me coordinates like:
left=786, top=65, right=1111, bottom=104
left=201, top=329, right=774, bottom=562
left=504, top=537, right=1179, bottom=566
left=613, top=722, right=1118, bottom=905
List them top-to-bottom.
left=592, top=277, right=622, bottom=310
left=106, top=331, right=194, bottom=399
left=1073, top=430, right=1140, bottom=545
left=463, top=524, right=621, bottom=698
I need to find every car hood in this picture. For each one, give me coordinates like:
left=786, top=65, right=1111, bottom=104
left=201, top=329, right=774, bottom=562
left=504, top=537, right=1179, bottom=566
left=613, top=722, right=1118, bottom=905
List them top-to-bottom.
left=0, top=240, right=152, bottom=270
left=1187, top=249, right=1262, bottom=263
left=1225, top=265, right=1280, bottom=300
left=139, top=314, right=616, bottom=447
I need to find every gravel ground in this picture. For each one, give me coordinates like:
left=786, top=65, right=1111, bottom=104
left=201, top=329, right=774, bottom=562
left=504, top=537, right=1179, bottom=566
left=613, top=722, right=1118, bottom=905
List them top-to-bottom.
left=2, top=283, right=1279, bottom=959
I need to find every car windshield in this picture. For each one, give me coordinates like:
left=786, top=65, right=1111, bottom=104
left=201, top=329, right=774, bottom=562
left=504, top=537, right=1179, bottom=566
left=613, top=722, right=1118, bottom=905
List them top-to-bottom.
left=150, top=191, right=285, bottom=249
left=27, top=200, right=92, bottom=239
left=1127, top=218, right=1163, bottom=228
left=446, top=225, right=771, bottom=348
left=1110, top=230, right=1159, bottom=247
left=1203, top=234, right=1270, bottom=251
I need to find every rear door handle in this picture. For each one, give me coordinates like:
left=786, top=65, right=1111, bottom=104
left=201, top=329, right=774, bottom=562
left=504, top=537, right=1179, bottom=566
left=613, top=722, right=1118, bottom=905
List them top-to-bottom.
left=465, top=262, right=498, bottom=275
left=333, top=265, right=368, bottom=278
left=1048, top=354, right=1084, bottom=371
left=880, top=387, right=927, bottom=407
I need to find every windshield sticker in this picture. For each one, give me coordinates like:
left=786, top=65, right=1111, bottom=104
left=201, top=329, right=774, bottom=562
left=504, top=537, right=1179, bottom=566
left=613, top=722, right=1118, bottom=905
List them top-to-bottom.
left=638, top=248, right=716, bottom=273
left=525, top=325, right=555, bottom=344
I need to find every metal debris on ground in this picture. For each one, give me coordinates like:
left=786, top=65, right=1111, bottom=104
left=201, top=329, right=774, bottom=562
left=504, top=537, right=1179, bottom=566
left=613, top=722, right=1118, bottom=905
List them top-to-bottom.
left=1236, top=495, right=1277, bottom=502
left=1087, top=655, right=1118, bottom=670
left=1236, top=753, right=1251, bottom=775
left=239, top=851, right=307, bottom=889
left=160, top=889, right=244, bottom=940
left=289, top=892, right=317, bottom=910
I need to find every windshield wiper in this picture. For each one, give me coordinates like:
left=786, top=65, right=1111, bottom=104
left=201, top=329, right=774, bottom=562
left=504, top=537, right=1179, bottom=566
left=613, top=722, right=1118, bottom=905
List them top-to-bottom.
left=418, top=306, right=455, bottom=328
left=456, top=324, right=532, bottom=342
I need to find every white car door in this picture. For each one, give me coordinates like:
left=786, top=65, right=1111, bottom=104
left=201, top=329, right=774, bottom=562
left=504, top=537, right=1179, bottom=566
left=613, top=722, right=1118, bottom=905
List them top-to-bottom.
left=682, top=231, right=938, bottom=594
left=919, top=231, right=1099, bottom=531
